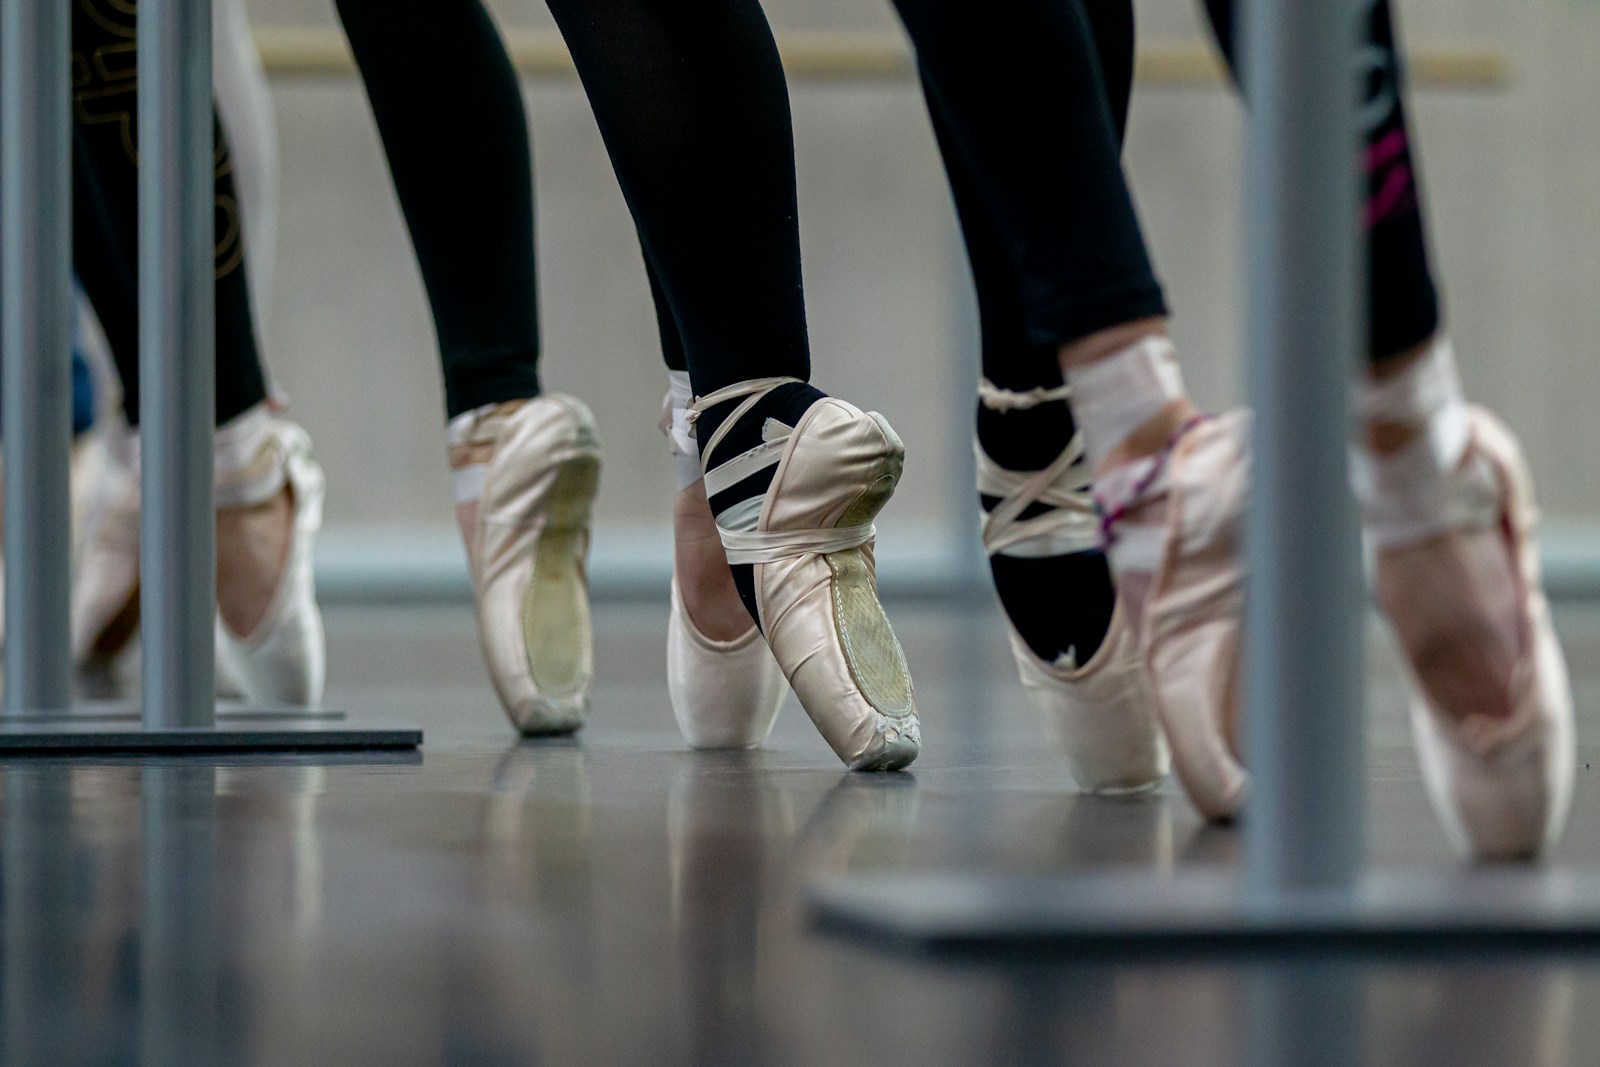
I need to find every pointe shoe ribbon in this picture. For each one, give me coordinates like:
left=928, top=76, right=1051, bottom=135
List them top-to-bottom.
left=690, top=380, right=921, bottom=771
left=460, top=396, right=601, bottom=736
left=1398, top=408, right=1575, bottom=861
left=1099, top=411, right=1250, bottom=821
left=976, top=422, right=1168, bottom=794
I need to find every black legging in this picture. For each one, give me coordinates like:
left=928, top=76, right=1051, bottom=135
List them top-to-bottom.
left=71, top=0, right=268, bottom=427
left=333, top=0, right=545, bottom=419
left=543, top=0, right=811, bottom=401
left=896, top=0, right=1440, bottom=366
left=897, top=0, right=1168, bottom=357
left=911, top=0, right=1146, bottom=666
left=924, top=0, right=1140, bottom=469
left=1202, top=0, right=1440, bottom=361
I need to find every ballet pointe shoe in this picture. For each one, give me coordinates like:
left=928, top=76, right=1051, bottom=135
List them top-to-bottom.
left=691, top=380, right=921, bottom=771
left=661, top=392, right=787, bottom=749
left=455, top=396, right=601, bottom=736
left=1391, top=409, right=1574, bottom=861
left=1102, top=411, right=1251, bottom=821
left=214, top=418, right=327, bottom=707
left=976, top=426, right=1168, bottom=794
left=71, top=427, right=143, bottom=698
left=668, top=576, right=787, bottom=749
left=1008, top=603, right=1167, bottom=796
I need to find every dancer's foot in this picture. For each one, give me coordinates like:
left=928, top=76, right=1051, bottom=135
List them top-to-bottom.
left=1064, top=328, right=1248, bottom=820
left=1356, top=340, right=1573, bottom=860
left=660, top=375, right=787, bottom=749
left=690, top=378, right=920, bottom=771
left=974, top=378, right=1167, bottom=794
left=450, top=396, right=601, bottom=735
left=213, top=410, right=327, bottom=707
left=71, top=424, right=143, bottom=697
left=674, top=479, right=753, bottom=643
left=668, top=480, right=788, bottom=749
left=216, top=486, right=292, bottom=638
left=1376, top=529, right=1519, bottom=723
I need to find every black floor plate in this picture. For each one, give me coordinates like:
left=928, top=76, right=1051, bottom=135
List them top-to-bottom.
left=0, top=719, right=421, bottom=754
left=809, top=868, right=1600, bottom=959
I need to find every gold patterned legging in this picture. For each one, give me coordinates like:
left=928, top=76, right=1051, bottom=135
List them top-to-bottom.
left=69, top=0, right=269, bottom=427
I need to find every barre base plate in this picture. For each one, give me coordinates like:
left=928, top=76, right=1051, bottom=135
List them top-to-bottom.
left=809, top=867, right=1600, bottom=959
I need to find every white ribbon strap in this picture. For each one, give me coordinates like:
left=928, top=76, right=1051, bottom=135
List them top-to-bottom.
left=1066, top=334, right=1185, bottom=469
left=685, top=376, right=805, bottom=465
left=977, top=379, right=1073, bottom=413
left=703, top=419, right=793, bottom=498
left=976, top=432, right=1100, bottom=558
left=717, top=523, right=876, bottom=566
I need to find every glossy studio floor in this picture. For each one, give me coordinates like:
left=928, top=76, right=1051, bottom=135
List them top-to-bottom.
left=6, top=595, right=1600, bottom=1067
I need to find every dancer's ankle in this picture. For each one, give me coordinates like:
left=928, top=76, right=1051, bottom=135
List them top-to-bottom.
left=1058, top=316, right=1169, bottom=371
left=1058, top=319, right=1197, bottom=475
left=1364, top=335, right=1445, bottom=456
left=447, top=399, right=533, bottom=569
left=1096, top=399, right=1201, bottom=474
left=674, top=481, right=751, bottom=642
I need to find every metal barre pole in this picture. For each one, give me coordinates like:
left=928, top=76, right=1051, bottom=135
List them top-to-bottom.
left=1, top=0, right=74, bottom=715
left=140, top=0, right=217, bottom=729
left=1240, top=0, right=1366, bottom=893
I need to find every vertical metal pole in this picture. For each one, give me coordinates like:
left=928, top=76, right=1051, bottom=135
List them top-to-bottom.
left=1, top=0, right=74, bottom=714
left=140, top=0, right=216, bottom=728
left=1240, top=0, right=1366, bottom=893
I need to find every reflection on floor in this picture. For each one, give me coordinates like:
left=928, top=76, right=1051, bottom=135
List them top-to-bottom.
left=3, top=599, right=1600, bottom=1065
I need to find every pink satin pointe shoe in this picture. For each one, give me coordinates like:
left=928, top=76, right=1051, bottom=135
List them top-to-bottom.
left=689, top=378, right=921, bottom=771
left=661, top=388, right=787, bottom=750
left=453, top=396, right=601, bottom=735
left=1384, top=408, right=1574, bottom=861
left=1098, top=410, right=1251, bottom=821
left=70, top=417, right=321, bottom=704
left=213, top=417, right=328, bottom=707
left=976, top=421, right=1167, bottom=795
left=70, top=428, right=143, bottom=697
left=667, top=573, right=788, bottom=750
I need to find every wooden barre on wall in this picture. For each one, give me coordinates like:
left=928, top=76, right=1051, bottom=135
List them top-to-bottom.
left=254, top=28, right=1511, bottom=89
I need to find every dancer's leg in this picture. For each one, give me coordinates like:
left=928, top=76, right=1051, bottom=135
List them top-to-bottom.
left=69, top=0, right=325, bottom=704
left=213, top=0, right=280, bottom=333
left=333, top=0, right=543, bottom=419
left=335, top=0, right=603, bottom=736
left=544, top=0, right=823, bottom=617
left=550, top=0, right=919, bottom=769
left=894, top=0, right=1187, bottom=606
left=896, top=0, right=1250, bottom=819
left=904, top=0, right=1570, bottom=852
left=1202, top=0, right=1440, bottom=364
left=911, top=1, right=1169, bottom=792
left=1203, top=1, right=1522, bottom=721
left=70, top=5, right=268, bottom=428
left=929, top=96, right=1115, bottom=664
left=650, top=245, right=787, bottom=748
left=645, top=252, right=741, bottom=639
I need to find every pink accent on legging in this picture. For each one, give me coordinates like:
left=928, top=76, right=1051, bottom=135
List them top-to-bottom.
left=1366, top=128, right=1409, bottom=173
left=1367, top=164, right=1417, bottom=228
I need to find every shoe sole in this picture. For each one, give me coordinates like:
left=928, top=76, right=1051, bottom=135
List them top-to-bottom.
left=829, top=411, right=919, bottom=773
left=519, top=449, right=601, bottom=735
